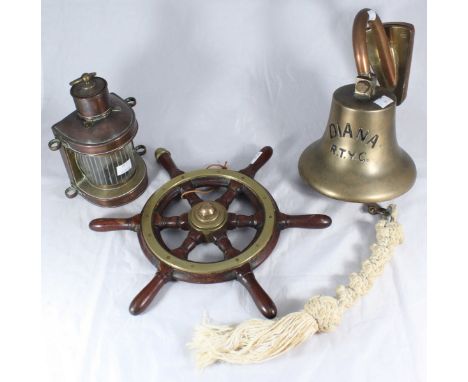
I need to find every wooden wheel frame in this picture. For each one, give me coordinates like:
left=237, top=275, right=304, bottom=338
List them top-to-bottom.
left=89, top=146, right=332, bottom=318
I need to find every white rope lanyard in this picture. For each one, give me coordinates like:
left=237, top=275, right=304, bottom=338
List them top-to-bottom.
left=189, top=204, right=403, bottom=368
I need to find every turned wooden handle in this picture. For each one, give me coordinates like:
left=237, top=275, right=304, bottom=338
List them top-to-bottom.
left=240, top=146, right=273, bottom=178
left=155, top=148, right=184, bottom=178
left=227, top=212, right=262, bottom=229
left=278, top=213, right=332, bottom=230
left=89, top=215, right=141, bottom=232
left=236, top=266, right=277, bottom=319
left=129, top=272, right=171, bottom=315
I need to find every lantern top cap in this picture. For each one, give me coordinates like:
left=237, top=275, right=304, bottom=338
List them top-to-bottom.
left=70, top=72, right=108, bottom=99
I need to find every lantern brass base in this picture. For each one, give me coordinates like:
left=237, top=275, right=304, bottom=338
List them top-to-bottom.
left=74, top=155, right=148, bottom=207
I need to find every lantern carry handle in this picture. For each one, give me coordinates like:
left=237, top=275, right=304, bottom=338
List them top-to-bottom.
left=69, top=72, right=97, bottom=86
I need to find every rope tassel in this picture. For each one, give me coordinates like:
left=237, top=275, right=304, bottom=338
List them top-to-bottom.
left=188, top=205, right=403, bottom=368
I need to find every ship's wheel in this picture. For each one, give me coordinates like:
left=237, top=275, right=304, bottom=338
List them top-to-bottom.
left=89, top=146, right=331, bottom=318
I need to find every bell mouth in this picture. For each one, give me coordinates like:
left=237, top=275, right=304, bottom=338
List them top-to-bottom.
left=298, top=141, right=416, bottom=203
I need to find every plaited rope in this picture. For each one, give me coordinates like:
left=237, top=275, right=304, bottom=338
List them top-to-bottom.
left=188, top=205, right=403, bottom=367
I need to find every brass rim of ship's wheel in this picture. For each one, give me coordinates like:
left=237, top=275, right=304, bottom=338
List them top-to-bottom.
left=89, top=146, right=331, bottom=318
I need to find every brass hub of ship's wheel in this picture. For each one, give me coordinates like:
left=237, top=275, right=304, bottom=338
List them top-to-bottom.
left=89, top=146, right=332, bottom=318
left=188, top=201, right=228, bottom=235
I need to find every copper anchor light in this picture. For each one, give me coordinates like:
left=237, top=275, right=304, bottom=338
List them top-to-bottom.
left=298, top=9, right=416, bottom=202
left=48, top=72, right=148, bottom=207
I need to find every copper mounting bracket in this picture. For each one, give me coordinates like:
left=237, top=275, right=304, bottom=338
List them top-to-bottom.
left=353, top=8, right=415, bottom=105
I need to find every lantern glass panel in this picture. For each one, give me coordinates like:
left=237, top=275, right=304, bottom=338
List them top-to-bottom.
left=75, top=142, right=137, bottom=187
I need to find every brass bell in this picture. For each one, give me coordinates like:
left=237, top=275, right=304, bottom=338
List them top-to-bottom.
left=298, top=9, right=416, bottom=203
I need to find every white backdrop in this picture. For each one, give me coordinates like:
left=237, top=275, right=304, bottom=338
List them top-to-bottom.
left=42, top=1, right=426, bottom=381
